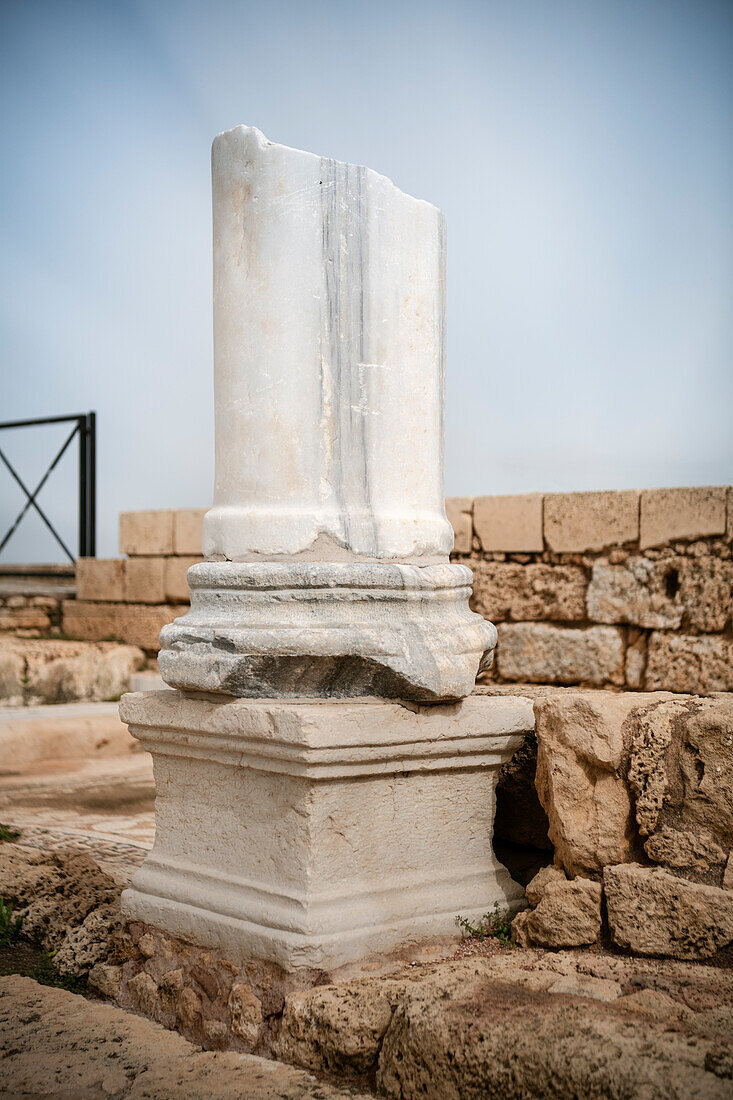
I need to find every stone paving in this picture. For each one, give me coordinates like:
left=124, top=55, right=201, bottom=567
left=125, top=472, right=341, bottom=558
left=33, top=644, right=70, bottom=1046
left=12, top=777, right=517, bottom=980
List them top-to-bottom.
left=0, top=752, right=154, bottom=876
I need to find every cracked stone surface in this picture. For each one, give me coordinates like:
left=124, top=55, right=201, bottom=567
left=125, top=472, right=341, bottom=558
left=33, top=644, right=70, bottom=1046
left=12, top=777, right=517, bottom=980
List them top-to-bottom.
left=0, top=975, right=369, bottom=1099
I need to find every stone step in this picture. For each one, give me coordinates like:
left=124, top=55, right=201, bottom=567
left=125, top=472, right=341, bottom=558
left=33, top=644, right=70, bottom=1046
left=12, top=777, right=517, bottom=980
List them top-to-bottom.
left=0, top=701, right=135, bottom=770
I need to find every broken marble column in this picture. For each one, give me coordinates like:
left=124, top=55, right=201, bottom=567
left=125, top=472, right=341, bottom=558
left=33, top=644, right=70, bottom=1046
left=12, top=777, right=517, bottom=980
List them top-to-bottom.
left=157, top=125, right=495, bottom=702
left=121, top=128, right=519, bottom=973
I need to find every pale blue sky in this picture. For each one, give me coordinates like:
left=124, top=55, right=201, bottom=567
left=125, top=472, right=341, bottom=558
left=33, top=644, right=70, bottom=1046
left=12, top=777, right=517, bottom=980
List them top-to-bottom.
left=1, top=0, right=731, bottom=561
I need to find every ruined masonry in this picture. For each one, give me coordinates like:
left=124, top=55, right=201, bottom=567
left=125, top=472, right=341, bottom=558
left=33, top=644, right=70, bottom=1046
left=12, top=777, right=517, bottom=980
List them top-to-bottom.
left=120, top=126, right=529, bottom=970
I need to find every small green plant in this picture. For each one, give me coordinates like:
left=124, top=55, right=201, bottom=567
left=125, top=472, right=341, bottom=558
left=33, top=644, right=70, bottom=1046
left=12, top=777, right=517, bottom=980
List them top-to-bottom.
left=0, top=824, right=20, bottom=844
left=0, top=899, right=23, bottom=947
left=455, top=902, right=513, bottom=947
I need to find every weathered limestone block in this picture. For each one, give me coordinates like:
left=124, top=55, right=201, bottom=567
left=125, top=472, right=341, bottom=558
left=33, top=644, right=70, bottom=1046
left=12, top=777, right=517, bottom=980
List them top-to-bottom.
left=159, top=127, right=494, bottom=701
left=640, top=486, right=727, bottom=549
left=544, top=490, right=639, bottom=552
left=473, top=493, right=543, bottom=553
left=445, top=498, right=473, bottom=554
left=173, top=509, right=206, bottom=556
left=119, top=510, right=174, bottom=556
left=587, top=555, right=732, bottom=632
left=164, top=556, right=201, bottom=602
left=123, top=557, right=167, bottom=604
left=679, top=557, right=733, bottom=632
left=76, top=558, right=125, bottom=602
left=471, top=562, right=586, bottom=622
left=63, top=601, right=185, bottom=652
left=0, top=605, right=50, bottom=632
left=496, top=623, right=625, bottom=686
left=645, top=633, right=733, bottom=693
left=0, top=638, right=145, bottom=705
left=24, top=642, right=145, bottom=706
left=120, top=691, right=530, bottom=971
left=533, top=691, right=640, bottom=876
left=628, top=695, right=733, bottom=848
left=644, top=827, right=727, bottom=875
left=0, top=844, right=119, bottom=951
left=604, top=863, right=733, bottom=960
left=511, top=866, right=602, bottom=948
left=276, top=953, right=733, bottom=1097
left=375, top=957, right=730, bottom=1099
left=279, top=982, right=399, bottom=1076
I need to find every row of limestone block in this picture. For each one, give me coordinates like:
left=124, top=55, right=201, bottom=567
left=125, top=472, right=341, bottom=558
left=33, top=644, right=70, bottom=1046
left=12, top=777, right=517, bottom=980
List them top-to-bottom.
left=446, top=485, right=732, bottom=554
left=114, top=487, right=732, bottom=561
left=66, top=489, right=732, bottom=677
left=76, top=556, right=202, bottom=605
left=485, top=624, right=732, bottom=695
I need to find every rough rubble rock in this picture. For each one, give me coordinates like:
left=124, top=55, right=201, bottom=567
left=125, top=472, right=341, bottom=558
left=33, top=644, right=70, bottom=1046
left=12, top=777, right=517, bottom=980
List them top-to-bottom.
left=0, top=637, right=145, bottom=705
left=0, top=645, right=24, bottom=705
left=533, top=691, right=643, bottom=876
left=628, top=695, right=733, bottom=848
left=644, top=826, right=727, bottom=876
left=0, top=843, right=119, bottom=950
left=725, top=854, right=733, bottom=890
left=604, top=863, right=733, bottom=960
left=511, top=866, right=602, bottom=948
left=53, top=901, right=123, bottom=976
left=277, top=951, right=733, bottom=1100
left=0, top=976, right=367, bottom=1099
left=278, top=980, right=403, bottom=1076
left=229, top=982, right=265, bottom=1046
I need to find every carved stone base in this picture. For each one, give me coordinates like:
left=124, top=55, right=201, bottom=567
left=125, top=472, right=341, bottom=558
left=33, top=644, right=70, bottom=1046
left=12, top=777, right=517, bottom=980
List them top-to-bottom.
left=158, top=562, right=496, bottom=702
left=120, top=690, right=531, bottom=971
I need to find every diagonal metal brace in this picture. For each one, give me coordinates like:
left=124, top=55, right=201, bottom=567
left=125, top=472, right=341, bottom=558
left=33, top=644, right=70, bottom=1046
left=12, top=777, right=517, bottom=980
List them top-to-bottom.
left=0, top=423, right=79, bottom=562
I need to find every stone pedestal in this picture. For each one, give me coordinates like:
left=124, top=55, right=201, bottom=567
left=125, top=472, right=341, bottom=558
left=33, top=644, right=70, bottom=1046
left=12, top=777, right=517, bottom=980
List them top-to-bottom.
left=122, top=128, right=519, bottom=974
left=120, top=690, right=531, bottom=971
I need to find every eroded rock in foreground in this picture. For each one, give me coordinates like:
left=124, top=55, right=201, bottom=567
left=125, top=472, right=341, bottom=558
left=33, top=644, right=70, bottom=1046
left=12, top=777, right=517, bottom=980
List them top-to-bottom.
left=0, top=843, right=120, bottom=954
left=277, top=950, right=733, bottom=1099
left=0, top=976, right=366, bottom=1099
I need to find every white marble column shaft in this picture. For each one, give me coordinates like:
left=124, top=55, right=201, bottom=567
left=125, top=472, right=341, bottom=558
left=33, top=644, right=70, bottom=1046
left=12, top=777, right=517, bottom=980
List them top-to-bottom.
left=206, top=125, right=451, bottom=564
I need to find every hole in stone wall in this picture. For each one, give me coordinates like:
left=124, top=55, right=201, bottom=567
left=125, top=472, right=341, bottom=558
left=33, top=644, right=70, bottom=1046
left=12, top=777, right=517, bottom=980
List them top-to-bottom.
left=664, top=568, right=680, bottom=599
left=492, top=732, right=553, bottom=888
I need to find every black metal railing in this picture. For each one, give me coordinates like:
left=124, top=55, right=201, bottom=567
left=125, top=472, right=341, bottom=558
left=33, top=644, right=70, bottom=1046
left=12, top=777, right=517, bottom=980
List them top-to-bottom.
left=0, top=412, right=96, bottom=562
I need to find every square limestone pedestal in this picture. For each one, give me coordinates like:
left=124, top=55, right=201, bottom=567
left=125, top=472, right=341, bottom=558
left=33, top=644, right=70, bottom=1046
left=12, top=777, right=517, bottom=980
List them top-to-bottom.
left=120, top=690, right=532, bottom=971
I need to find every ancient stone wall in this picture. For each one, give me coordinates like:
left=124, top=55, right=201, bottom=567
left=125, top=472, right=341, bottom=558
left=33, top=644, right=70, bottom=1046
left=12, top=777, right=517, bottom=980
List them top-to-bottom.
left=456, top=486, right=732, bottom=694
left=65, top=487, right=732, bottom=694
left=63, top=509, right=204, bottom=652
left=0, top=565, right=75, bottom=637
